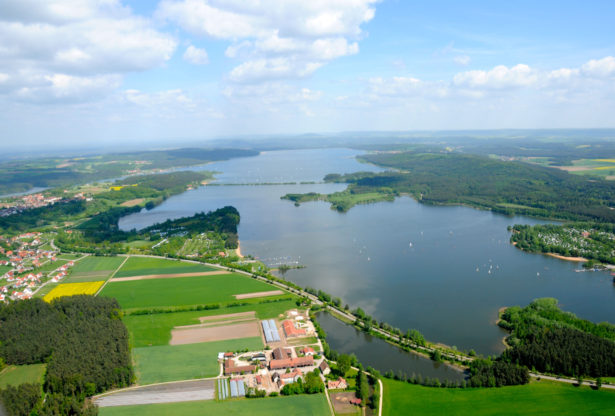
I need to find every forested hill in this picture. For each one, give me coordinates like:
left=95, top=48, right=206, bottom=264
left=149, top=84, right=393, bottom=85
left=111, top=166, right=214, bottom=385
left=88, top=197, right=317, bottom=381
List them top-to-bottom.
left=328, top=152, right=615, bottom=222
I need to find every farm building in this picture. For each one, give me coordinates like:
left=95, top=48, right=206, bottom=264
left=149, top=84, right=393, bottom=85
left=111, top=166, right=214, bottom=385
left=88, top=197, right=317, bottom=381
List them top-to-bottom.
left=261, top=319, right=281, bottom=343
left=282, top=320, right=306, bottom=337
left=300, top=346, right=315, bottom=356
left=272, top=347, right=293, bottom=360
left=269, top=356, right=313, bottom=370
left=224, top=360, right=256, bottom=375
left=279, top=369, right=303, bottom=384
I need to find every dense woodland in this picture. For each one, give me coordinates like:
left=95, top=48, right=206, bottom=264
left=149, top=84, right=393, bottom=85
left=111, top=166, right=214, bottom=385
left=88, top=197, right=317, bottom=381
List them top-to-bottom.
left=323, top=152, right=615, bottom=222
left=0, top=199, right=86, bottom=234
left=510, top=223, right=615, bottom=264
left=0, top=296, right=133, bottom=415
left=499, top=298, right=615, bottom=377
left=468, top=359, right=530, bottom=387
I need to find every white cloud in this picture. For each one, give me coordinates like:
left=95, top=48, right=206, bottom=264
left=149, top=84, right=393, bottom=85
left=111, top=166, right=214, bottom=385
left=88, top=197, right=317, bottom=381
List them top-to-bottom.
left=0, top=0, right=177, bottom=103
left=157, top=0, right=377, bottom=83
left=183, top=45, right=209, bottom=65
left=581, top=56, right=615, bottom=78
left=453, top=64, right=537, bottom=89
left=15, top=73, right=121, bottom=103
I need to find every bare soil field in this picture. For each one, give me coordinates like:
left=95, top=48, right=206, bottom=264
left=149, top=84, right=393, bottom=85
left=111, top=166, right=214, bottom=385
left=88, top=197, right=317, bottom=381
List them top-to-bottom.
left=120, top=198, right=146, bottom=207
left=110, top=270, right=230, bottom=282
left=234, top=290, right=284, bottom=299
left=199, top=311, right=255, bottom=322
left=170, top=321, right=260, bottom=345
left=95, top=379, right=215, bottom=407
left=330, top=391, right=360, bottom=414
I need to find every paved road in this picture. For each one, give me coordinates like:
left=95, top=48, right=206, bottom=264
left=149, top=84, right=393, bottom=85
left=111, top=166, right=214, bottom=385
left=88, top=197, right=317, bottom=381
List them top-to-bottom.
left=531, top=373, right=615, bottom=390
left=94, top=379, right=216, bottom=407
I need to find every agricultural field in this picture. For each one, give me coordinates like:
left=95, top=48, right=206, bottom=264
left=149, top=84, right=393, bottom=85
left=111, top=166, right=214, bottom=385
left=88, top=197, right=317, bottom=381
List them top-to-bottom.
left=554, top=158, right=615, bottom=179
left=57, top=253, right=84, bottom=261
left=64, top=255, right=125, bottom=282
left=114, top=256, right=217, bottom=277
left=100, top=273, right=283, bottom=309
left=44, top=281, right=105, bottom=302
left=124, top=299, right=298, bottom=347
left=133, top=337, right=263, bottom=384
left=0, top=364, right=46, bottom=388
left=383, top=379, right=615, bottom=416
left=98, top=394, right=331, bottom=416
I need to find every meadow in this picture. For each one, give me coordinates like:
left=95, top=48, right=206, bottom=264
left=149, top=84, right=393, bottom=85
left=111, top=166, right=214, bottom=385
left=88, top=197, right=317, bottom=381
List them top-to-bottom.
left=114, top=256, right=216, bottom=278
left=100, top=273, right=281, bottom=309
left=44, top=281, right=104, bottom=302
left=124, top=299, right=298, bottom=347
left=133, top=337, right=263, bottom=384
left=0, top=364, right=46, bottom=388
left=383, top=378, right=615, bottom=416
left=99, top=394, right=330, bottom=416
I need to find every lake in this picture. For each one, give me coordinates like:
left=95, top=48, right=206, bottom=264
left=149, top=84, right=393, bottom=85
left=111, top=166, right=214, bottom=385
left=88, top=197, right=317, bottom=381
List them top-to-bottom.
left=120, top=148, right=615, bottom=356
left=316, top=311, right=466, bottom=382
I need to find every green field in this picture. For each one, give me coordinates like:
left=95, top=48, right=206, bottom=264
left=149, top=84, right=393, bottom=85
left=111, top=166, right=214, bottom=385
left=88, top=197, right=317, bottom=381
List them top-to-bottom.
left=57, top=253, right=84, bottom=260
left=65, top=256, right=125, bottom=282
left=114, top=257, right=216, bottom=277
left=33, top=259, right=68, bottom=274
left=0, top=265, right=11, bottom=275
left=100, top=273, right=281, bottom=309
left=124, top=299, right=297, bottom=347
left=133, top=337, right=263, bottom=384
left=0, top=364, right=46, bottom=388
left=383, top=378, right=615, bottom=416
left=99, top=394, right=330, bottom=416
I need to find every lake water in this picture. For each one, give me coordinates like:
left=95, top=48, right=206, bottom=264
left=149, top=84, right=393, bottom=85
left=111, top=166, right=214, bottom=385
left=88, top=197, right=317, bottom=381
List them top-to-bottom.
left=120, top=148, right=615, bottom=357
left=316, top=311, right=466, bottom=382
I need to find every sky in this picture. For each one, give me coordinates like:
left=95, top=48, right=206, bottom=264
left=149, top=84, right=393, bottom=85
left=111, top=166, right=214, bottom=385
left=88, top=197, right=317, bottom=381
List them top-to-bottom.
left=1, top=0, right=615, bottom=149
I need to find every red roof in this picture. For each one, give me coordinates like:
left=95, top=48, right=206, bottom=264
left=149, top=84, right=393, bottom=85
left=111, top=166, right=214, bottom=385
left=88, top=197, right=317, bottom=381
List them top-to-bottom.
left=282, top=320, right=306, bottom=337
left=270, top=356, right=313, bottom=370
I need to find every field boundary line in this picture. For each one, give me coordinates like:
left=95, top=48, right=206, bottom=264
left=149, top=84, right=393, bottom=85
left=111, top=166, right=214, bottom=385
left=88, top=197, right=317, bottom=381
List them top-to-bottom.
left=95, top=255, right=130, bottom=296
left=110, top=270, right=230, bottom=282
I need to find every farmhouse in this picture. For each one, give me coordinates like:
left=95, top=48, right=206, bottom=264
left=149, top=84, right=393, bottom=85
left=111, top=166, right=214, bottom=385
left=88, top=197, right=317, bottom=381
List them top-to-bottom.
left=282, top=319, right=306, bottom=337
left=300, top=346, right=315, bottom=356
left=269, top=356, right=313, bottom=370
left=319, top=360, right=331, bottom=375
left=279, top=369, right=303, bottom=384
left=328, top=377, right=348, bottom=390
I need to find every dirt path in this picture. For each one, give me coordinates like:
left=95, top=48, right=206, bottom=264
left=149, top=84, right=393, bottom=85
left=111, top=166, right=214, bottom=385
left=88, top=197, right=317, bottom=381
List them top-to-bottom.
left=110, top=270, right=230, bottom=281
left=234, top=290, right=284, bottom=299
left=199, top=311, right=255, bottom=322
left=170, top=321, right=260, bottom=345
left=94, top=379, right=215, bottom=407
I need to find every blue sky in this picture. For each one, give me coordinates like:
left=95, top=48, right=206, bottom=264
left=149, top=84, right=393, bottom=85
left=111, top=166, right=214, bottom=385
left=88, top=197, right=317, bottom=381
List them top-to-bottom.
left=1, top=0, right=614, bottom=149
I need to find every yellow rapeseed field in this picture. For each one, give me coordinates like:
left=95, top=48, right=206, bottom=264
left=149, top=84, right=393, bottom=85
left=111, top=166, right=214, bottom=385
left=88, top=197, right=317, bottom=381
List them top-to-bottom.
left=595, top=159, right=615, bottom=163
left=594, top=166, right=615, bottom=170
left=44, top=281, right=105, bottom=302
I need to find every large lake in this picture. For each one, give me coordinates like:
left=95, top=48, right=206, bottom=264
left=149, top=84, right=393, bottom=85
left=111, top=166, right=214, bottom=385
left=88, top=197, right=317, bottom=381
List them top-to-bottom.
left=120, top=148, right=615, bottom=356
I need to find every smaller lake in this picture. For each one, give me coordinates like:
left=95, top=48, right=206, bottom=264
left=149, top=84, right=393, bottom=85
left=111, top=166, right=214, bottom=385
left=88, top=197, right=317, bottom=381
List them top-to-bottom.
left=316, top=311, right=466, bottom=383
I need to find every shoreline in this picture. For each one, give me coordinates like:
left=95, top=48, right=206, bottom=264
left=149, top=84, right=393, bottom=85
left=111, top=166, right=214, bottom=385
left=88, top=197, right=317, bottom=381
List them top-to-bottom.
left=235, top=241, right=243, bottom=258
left=545, top=253, right=588, bottom=262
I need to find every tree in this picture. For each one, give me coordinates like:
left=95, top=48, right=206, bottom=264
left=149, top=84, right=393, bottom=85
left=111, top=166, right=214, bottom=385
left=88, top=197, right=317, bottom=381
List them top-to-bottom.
left=337, top=354, right=351, bottom=376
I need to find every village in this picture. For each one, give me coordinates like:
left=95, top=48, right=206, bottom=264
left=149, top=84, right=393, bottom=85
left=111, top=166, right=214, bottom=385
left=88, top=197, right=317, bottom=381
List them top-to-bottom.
left=0, top=191, right=91, bottom=217
left=0, top=232, right=74, bottom=302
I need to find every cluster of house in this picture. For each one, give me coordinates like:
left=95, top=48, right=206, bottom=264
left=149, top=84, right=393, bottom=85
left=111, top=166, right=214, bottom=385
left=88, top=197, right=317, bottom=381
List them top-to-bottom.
left=0, top=192, right=90, bottom=217
left=0, top=233, right=74, bottom=302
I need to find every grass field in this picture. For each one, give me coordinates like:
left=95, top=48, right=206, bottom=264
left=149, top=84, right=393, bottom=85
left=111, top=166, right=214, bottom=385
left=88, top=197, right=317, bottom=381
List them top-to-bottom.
left=57, top=253, right=84, bottom=260
left=64, top=256, right=125, bottom=282
left=114, top=257, right=216, bottom=278
left=33, top=259, right=68, bottom=274
left=0, top=265, right=11, bottom=275
left=100, top=273, right=281, bottom=309
left=44, top=281, right=104, bottom=302
left=124, top=299, right=297, bottom=347
left=133, top=337, right=263, bottom=384
left=0, top=364, right=46, bottom=388
left=383, top=378, right=615, bottom=416
left=99, top=394, right=330, bottom=416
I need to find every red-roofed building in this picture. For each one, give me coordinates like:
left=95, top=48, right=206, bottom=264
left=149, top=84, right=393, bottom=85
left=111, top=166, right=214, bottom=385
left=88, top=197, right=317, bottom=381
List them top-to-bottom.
left=282, top=320, right=306, bottom=338
left=269, top=356, right=313, bottom=370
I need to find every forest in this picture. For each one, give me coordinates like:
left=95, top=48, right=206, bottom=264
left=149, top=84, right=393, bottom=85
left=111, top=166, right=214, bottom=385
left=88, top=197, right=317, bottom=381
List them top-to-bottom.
left=321, top=152, right=615, bottom=222
left=510, top=223, right=615, bottom=264
left=0, top=296, right=132, bottom=415
left=499, top=298, right=615, bottom=377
